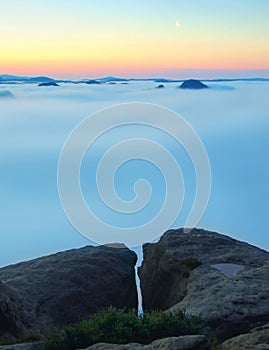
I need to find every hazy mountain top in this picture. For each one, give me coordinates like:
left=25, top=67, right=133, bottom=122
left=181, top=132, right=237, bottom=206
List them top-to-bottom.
left=0, top=74, right=55, bottom=83
left=1, top=74, right=269, bottom=85
left=98, top=76, right=129, bottom=82
left=179, top=79, right=209, bottom=89
left=0, top=90, right=14, bottom=98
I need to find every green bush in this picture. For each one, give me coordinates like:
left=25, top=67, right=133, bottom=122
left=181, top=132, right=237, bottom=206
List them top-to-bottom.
left=182, top=257, right=201, bottom=270
left=181, top=271, right=190, bottom=278
left=44, top=307, right=205, bottom=350
left=44, top=330, right=66, bottom=350
left=17, top=331, right=40, bottom=343
left=0, top=335, right=14, bottom=346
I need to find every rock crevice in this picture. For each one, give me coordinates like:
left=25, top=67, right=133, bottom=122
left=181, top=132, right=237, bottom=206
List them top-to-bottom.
left=139, top=228, right=269, bottom=339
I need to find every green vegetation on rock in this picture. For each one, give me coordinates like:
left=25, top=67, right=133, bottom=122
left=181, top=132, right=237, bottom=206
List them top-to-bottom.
left=182, top=257, right=201, bottom=270
left=44, top=307, right=205, bottom=350
left=17, top=331, right=41, bottom=343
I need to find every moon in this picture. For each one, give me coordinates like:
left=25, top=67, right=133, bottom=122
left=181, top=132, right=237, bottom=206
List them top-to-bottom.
left=176, top=19, right=180, bottom=28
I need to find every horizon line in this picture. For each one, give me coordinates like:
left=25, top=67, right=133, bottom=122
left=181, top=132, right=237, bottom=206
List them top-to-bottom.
left=1, top=68, right=269, bottom=81
left=1, top=73, right=269, bottom=82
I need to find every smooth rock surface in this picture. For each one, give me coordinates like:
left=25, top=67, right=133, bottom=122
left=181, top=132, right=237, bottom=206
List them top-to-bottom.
left=139, top=228, right=269, bottom=339
left=0, top=245, right=137, bottom=336
left=211, top=263, right=245, bottom=277
left=221, top=323, right=269, bottom=349
left=80, top=335, right=211, bottom=349
left=0, top=342, right=43, bottom=350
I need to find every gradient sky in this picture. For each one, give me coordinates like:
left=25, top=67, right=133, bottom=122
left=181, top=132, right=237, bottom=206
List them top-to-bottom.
left=1, top=0, right=269, bottom=78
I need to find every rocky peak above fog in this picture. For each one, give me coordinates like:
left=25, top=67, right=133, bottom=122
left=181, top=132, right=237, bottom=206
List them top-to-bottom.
left=139, top=228, right=269, bottom=339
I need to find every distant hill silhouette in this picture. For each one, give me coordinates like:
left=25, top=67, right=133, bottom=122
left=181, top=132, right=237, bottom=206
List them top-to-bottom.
left=0, top=73, right=268, bottom=85
left=0, top=74, right=54, bottom=83
left=98, top=76, right=128, bottom=82
left=85, top=79, right=102, bottom=84
left=179, top=79, right=209, bottom=89
left=38, top=82, right=59, bottom=87
left=0, top=90, right=14, bottom=98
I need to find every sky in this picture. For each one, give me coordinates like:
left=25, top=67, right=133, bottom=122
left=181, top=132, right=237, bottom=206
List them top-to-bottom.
left=0, top=0, right=269, bottom=79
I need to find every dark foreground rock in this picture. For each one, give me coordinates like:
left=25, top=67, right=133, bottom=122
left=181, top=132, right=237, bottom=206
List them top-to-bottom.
left=179, top=79, right=208, bottom=89
left=139, top=228, right=269, bottom=339
left=0, top=245, right=137, bottom=337
left=0, top=281, right=26, bottom=336
left=221, top=323, right=269, bottom=350
left=80, top=335, right=211, bottom=350
left=0, top=342, right=43, bottom=350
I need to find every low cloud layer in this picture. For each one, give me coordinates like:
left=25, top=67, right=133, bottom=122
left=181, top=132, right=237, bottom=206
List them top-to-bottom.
left=0, top=81, right=268, bottom=266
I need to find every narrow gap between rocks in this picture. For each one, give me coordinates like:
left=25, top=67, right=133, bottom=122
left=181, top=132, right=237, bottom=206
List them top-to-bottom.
left=133, top=245, right=144, bottom=316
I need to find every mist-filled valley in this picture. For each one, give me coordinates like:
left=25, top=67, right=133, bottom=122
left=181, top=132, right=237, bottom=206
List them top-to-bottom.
left=1, top=80, right=269, bottom=267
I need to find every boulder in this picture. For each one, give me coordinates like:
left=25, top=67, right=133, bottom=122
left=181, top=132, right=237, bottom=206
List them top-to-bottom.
left=179, top=79, right=208, bottom=89
left=155, top=84, right=165, bottom=89
left=139, top=228, right=269, bottom=339
left=0, top=245, right=137, bottom=336
left=0, top=281, right=27, bottom=337
left=221, top=323, right=269, bottom=349
left=80, top=335, right=211, bottom=349
left=0, top=342, right=43, bottom=350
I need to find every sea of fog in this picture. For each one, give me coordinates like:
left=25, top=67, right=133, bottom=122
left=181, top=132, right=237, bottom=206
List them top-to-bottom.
left=0, top=80, right=269, bottom=267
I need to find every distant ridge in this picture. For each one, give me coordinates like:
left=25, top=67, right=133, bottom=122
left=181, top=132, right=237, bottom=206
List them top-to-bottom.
left=0, top=74, right=55, bottom=83
left=1, top=74, right=269, bottom=85
left=28, top=76, right=55, bottom=83
left=98, top=76, right=128, bottom=82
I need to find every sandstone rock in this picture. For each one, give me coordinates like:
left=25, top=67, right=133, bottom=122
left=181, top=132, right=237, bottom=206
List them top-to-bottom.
left=139, top=228, right=269, bottom=339
left=0, top=245, right=137, bottom=336
left=0, top=281, right=26, bottom=336
left=221, top=323, right=269, bottom=349
left=80, top=335, right=211, bottom=349
left=0, top=342, right=43, bottom=350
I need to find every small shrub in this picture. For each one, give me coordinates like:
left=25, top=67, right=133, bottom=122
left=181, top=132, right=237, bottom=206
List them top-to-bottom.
left=182, top=257, right=201, bottom=270
left=181, top=271, right=190, bottom=278
left=44, top=307, right=205, bottom=350
left=44, top=330, right=66, bottom=350
left=17, top=331, right=40, bottom=343
left=0, top=335, right=14, bottom=346
left=211, top=338, right=222, bottom=350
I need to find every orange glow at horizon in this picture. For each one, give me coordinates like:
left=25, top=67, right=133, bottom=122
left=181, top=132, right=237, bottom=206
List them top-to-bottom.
left=1, top=1, right=269, bottom=78
left=2, top=37, right=269, bottom=78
